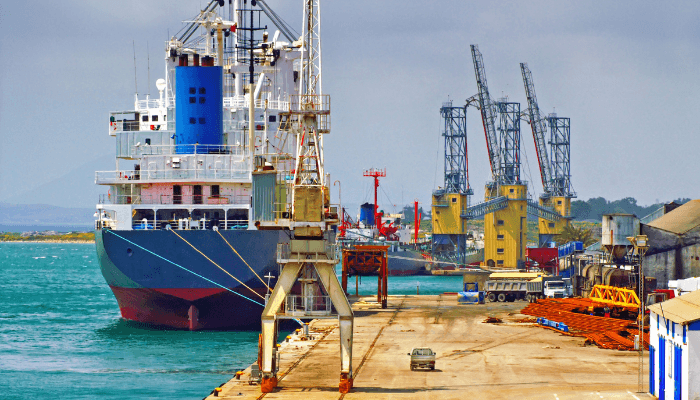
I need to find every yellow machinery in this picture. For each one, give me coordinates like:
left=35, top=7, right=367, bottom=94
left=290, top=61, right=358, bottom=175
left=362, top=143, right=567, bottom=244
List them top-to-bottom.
left=259, top=1, right=353, bottom=394
left=483, top=183, right=527, bottom=269
left=432, top=193, right=468, bottom=235
left=539, top=196, right=571, bottom=241
left=588, top=284, right=640, bottom=310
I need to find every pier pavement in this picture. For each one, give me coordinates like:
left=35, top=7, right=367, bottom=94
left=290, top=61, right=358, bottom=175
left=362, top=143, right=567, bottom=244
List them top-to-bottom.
left=205, top=295, right=652, bottom=400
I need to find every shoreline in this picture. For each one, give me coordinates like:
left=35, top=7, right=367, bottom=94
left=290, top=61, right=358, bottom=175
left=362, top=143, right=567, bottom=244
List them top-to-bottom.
left=0, top=240, right=94, bottom=244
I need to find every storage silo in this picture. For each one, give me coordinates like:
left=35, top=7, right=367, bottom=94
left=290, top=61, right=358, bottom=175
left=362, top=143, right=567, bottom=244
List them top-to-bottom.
left=601, top=213, right=640, bottom=262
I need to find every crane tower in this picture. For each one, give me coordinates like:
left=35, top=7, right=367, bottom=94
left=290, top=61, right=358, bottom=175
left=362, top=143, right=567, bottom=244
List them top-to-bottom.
left=259, top=0, right=354, bottom=394
left=470, top=45, right=528, bottom=269
left=520, top=63, right=575, bottom=246
left=431, top=101, right=473, bottom=264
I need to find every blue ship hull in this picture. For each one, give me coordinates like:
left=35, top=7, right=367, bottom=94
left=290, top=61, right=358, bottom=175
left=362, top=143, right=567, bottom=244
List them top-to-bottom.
left=95, top=229, right=286, bottom=330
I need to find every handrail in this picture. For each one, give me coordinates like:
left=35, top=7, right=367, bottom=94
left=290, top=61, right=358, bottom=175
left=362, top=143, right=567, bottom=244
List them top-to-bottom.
left=131, top=144, right=247, bottom=157
left=95, top=167, right=251, bottom=184
left=99, top=194, right=250, bottom=206
left=129, top=218, right=249, bottom=231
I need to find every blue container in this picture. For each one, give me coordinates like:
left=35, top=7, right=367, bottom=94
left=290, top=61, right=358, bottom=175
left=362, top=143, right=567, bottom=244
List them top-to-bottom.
left=175, top=66, right=223, bottom=154
left=359, top=203, right=375, bottom=226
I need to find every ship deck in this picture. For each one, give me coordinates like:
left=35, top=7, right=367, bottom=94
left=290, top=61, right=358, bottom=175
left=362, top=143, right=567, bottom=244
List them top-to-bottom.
left=204, top=295, right=649, bottom=399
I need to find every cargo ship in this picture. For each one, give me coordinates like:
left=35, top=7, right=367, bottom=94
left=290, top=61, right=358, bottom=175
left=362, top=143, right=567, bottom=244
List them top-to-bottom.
left=95, top=1, right=313, bottom=330
left=339, top=193, right=432, bottom=276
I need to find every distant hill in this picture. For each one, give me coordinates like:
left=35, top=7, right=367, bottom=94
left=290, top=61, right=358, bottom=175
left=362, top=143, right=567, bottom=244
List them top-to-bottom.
left=0, top=154, right=113, bottom=208
left=571, top=197, right=691, bottom=221
left=0, top=203, right=95, bottom=227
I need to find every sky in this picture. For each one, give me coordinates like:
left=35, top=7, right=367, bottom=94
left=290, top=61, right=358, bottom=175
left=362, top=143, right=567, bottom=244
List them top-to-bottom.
left=1, top=1, right=699, bottom=211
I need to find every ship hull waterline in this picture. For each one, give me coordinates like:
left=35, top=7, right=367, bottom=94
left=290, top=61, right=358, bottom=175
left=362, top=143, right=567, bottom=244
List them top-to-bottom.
left=96, top=228, right=287, bottom=330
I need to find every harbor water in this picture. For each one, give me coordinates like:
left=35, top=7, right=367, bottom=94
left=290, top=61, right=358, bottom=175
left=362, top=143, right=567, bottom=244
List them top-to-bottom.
left=0, top=242, right=462, bottom=399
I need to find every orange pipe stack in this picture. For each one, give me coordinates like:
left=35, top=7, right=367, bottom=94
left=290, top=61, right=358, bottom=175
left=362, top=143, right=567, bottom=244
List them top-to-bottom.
left=521, top=298, right=648, bottom=351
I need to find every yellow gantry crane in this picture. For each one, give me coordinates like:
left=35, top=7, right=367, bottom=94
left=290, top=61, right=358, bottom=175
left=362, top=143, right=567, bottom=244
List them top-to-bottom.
left=259, top=0, right=354, bottom=394
left=464, top=46, right=563, bottom=269
left=520, top=63, right=576, bottom=246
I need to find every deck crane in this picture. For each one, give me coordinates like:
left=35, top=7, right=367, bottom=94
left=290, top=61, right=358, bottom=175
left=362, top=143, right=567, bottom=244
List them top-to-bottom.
left=259, top=0, right=354, bottom=394
left=461, top=46, right=561, bottom=269
left=520, top=63, right=575, bottom=246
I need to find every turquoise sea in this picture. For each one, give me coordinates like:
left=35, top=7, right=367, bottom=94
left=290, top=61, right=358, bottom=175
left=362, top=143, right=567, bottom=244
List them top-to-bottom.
left=0, top=242, right=461, bottom=399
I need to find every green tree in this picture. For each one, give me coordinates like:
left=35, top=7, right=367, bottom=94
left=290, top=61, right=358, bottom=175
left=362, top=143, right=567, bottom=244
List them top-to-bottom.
left=556, top=224, right=597, bottom=247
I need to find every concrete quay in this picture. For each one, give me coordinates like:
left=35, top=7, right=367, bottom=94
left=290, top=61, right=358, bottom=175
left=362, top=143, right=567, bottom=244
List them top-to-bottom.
left=205, top=295, right=653, bottom=400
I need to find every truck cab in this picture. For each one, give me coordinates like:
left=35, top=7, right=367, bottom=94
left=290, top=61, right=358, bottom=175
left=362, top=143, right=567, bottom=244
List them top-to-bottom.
left=543, top=280, right=567, bottom=298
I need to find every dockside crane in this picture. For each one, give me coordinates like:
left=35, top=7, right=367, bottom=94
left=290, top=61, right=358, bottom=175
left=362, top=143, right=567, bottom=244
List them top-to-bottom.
left=259, top=0, right=354, bottom=394
left=460, top=46, right=561, bottom=269
left=520, top=63, right=576, bottom=246
left=431, top=101, right=473, bottom=264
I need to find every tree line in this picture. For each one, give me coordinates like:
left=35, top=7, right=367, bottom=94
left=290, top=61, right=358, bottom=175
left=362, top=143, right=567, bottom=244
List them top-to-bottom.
left=571, top=197, right=691, bottom=221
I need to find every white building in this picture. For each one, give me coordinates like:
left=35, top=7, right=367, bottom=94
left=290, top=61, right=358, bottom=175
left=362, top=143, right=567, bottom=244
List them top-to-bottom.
left=648, top=290, right=700, bottom=399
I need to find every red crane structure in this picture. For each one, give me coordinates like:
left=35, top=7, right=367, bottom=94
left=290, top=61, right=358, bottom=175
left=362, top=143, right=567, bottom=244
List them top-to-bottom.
left=362, top=168, right=398, bottom=240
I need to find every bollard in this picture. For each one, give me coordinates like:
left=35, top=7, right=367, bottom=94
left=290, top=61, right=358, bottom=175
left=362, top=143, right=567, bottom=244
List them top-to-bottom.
left=213, top=387, right=222, bottom=397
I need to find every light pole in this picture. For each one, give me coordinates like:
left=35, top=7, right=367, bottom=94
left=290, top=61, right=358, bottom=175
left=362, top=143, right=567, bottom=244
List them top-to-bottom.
left=334, top=180, right=342, bottom=230
left=628, top=234, right=649, bottom=393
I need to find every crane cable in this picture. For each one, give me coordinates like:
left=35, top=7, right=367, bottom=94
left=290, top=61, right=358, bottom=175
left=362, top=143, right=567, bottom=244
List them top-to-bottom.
left=170, top=229, right=266, bottom=301
left=216, top=229, right=272, bottom=292
left=104, top=230, right=263, bottom=307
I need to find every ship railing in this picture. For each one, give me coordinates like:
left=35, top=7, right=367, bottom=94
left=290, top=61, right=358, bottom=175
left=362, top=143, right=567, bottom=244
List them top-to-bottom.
left=290, top=95, right=330, bottom=115
left=223, top=96, right=290, bottom=111
left=136, top=99, right=165, bottom=111
left=131, top=144, right=246, bottom=157
left=95, top=167, right=251, bottom=184
left=99, top=194, right=249, bottom=206
left=130, top=218, right=249, bottom=231
left=277, top=242, right=339, bottom=264
left=283, top=295, right=332, bottom=317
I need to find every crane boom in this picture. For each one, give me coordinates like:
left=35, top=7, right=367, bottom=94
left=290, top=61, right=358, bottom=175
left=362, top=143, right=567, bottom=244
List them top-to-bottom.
left=470, top=45, right=499, bottom=180
left=520, top=63, right=553, bottom=194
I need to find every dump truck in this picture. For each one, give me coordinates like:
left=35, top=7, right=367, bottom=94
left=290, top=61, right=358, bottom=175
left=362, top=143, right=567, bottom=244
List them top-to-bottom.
left=526, top=277, right=569, bottom=302
left=484, top=280, right=528, bottom=302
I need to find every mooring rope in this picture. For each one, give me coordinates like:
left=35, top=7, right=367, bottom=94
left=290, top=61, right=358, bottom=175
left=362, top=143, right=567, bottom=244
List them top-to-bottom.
left=105, top=229, right=264, bottom=307
left=169, top=229, right=266, bottom=301
left=216, top=230, right=272, bottom=292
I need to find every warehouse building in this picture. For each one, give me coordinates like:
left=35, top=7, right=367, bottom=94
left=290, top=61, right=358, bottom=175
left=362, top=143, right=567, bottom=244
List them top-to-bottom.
left=642, top=200, right=700, bottom=288
left=648, top=290, right=700, bottom=399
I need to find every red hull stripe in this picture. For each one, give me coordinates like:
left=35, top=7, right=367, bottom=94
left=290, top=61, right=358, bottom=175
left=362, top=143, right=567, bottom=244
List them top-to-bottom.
left=153, top=288, right=226, bottom=301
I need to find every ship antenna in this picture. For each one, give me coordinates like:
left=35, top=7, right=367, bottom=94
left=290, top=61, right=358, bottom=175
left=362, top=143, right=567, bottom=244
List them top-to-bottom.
left=132, top=40, right=138, bottom=104
left=147, top=41, right=151, bottom=100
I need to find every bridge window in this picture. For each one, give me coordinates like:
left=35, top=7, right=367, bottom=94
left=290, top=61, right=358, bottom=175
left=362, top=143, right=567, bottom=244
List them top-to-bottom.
left=189, top=87, right=196, bottom=94
left=199, top=87, right=206, bottom=94
left=189, top=97, right=196, bottom=104
left=199, top=97, right=206, bottom=104
left=142, top=115, right=148, bottom=122
left=269, top=115, right=277, bottom=122
left=199, top=117, right=206, bottom=124
left=452, top=197, right=457, bottom=203
left=497, top=220, right=504, bottom=226
left=548, top=222, right=555, bottom=228
left=497, top=234, right=504, bottom=240
left=497, top=248, right=504, bottom=254
left=497, top=260, right=504, bottom=265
